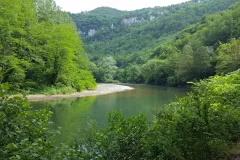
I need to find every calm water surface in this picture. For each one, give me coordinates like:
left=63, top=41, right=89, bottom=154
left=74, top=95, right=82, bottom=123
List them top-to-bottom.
left=31, top=84, right=188, bottom=144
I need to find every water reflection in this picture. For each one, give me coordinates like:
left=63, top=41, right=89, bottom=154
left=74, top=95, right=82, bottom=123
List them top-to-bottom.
left=31, top=85, right=188, bottom=144
left=32, top=97, right=96, bottom=144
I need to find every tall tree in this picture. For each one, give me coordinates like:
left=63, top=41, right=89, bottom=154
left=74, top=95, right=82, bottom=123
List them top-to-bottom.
left=0, top=0, right=96, bottom=91
left=0, top=0, right=36, bottom=86
left=216, top=38, right=240, bottom=74
left=96, top=56, right=118, bottom=82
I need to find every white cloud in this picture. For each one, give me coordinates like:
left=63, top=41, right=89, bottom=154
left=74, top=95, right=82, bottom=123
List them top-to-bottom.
left=55, top=0, right=190, bottom=13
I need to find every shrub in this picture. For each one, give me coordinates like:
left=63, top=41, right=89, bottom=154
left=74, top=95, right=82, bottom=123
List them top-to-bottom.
left=0, top=84, right=66, bottom=159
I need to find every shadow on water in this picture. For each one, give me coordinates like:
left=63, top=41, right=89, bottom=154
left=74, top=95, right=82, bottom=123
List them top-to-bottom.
left=31, top=96, right=96, bottom=144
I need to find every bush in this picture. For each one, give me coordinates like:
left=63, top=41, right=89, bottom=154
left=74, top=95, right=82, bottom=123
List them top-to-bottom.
left=148, top=70, right=240, bottom=160
left=0, top=84, right=80, bottom=159
left=0, top=84, right=58, bottom=159
left=40, top=85, right=77, bottom=95
left=73, top=112, right=148, bottom=159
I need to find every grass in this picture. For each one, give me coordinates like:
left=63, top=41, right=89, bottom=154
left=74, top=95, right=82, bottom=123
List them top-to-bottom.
left=11, top=82, right=96, bottom=95
left=39, top=86, right=77, bottom=95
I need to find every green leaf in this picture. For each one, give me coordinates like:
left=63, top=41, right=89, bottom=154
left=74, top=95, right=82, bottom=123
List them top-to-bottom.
left=16, top=155, right=21, bottom=159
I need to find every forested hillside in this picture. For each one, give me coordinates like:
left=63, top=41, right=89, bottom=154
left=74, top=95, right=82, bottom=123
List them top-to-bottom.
left=0, top=0, right=96, bottom=93
left=71, top=0, right=240, bottom=85
left=71, top=0, right=237, bottom=55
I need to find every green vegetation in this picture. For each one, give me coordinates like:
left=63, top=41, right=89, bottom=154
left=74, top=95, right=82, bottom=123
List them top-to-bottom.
left=0, top=0, right=96, bottom=93
left=1, top=0, right=240, bottom=159
left=72, top=0, right=240, bottom=85
left=72, top=0, right=237, bottom=55
left=216, top=38, right=240, bottom=74
left=91, top=56, right=118, bottom=83
left=1, top=63, right=239, bottom=159
left=2, top=70, right=238, bottom=159
left=73, top=70, right=240, bottom=159
left=0, top=83, right=82, bottom=159
left=0, top=84, right=57, bottom=159
left=38, top=86, right=77, bottom=95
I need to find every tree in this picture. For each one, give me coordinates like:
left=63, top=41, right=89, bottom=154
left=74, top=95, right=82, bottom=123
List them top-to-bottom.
left=0, top=0, right=96, bottom=92
left=0, top=0, right=36, bottom=87
left=34, top=0, right=75, bottom=25
left=216, top=38, right=240, bottom=74
left=175, top=40, right=213, bottom=84
left=0, top=55, right=29, bottom=86
left=96, top=56, right=118, bottom=82
left=142, top=59, right=168, bottom=84
left=125, top=64, right=143, bottom=83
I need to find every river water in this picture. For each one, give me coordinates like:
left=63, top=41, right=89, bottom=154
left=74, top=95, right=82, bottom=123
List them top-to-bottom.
left=31, top=84, right=188, bottom=144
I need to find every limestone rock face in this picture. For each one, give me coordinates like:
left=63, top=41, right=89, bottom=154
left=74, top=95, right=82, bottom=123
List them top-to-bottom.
left=150, top=15, right=155, bottom=21
left=122, top=17, right=144, bottom=25
left=88, top=29, right=96, bottom=36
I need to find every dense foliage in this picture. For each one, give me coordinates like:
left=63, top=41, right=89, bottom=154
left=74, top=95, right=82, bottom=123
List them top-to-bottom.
left=0, top=0, right=96, bottom=93
left=1, top=0, right=240, bottom=159
left=72, top=0, right=237, bottom=55
left=82, top=0, right=240, bottom=84
left=89, top=56, right=118, bottom=83
left=73, top=70, right=240, bottom=160
left=1, top=71, right=240, bottom=160
left=0, top=83, right=84, bottom=159
left=0, top=84, right=56, bottom=159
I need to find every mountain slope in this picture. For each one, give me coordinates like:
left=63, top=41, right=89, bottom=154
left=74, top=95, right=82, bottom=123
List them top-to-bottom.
left=71, top=0, right=238, bottom=55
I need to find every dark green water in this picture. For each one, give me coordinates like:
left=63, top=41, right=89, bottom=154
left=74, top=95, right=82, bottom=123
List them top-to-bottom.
left=31, top=84, right=188, bottom=144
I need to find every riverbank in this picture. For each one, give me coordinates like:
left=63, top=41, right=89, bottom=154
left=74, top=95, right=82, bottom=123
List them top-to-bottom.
left=27, top=84, right=134, bottom=101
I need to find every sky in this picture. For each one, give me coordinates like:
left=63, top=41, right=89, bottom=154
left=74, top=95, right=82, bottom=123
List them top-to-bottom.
left=54, top=0, right=190, bottom=13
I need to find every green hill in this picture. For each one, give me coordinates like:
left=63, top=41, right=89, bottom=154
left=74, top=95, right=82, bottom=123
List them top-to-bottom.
left=71, top=0, right=238, bottom=55
left=71, top=0, right=240, bottom=86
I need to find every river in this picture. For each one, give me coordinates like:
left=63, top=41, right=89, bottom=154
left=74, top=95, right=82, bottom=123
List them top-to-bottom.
left=31, top=84, right=188, bottom=144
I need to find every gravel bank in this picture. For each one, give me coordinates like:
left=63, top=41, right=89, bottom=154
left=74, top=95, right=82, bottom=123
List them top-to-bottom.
left=27, top=84, right=134, bottom=101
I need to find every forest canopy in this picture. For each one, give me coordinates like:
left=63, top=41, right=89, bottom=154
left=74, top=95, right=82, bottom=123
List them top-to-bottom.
left=0, top=0, right=96, bottom=93
left=75, top=0, right=240, bottom=85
